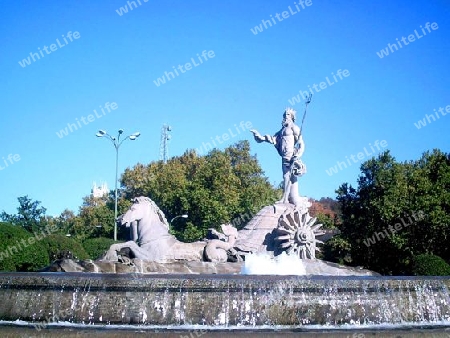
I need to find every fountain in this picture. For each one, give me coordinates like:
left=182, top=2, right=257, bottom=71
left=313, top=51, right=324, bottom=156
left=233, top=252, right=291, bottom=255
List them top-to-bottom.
left=1, top=107, right=449, bottom=336
left=0, top=273, right=449, bottom=330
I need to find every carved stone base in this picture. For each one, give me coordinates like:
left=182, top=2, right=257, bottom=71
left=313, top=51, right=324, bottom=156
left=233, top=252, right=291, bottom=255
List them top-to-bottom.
left=41, top=257, right=378, bottom=276
left=41, top=258, right=243, bottom=274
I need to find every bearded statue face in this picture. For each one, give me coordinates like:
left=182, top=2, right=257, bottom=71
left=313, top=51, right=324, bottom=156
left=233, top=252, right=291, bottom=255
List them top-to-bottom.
left=282, top=108, right=296, bottom=126
left=282, top=111, right=294, bottom=126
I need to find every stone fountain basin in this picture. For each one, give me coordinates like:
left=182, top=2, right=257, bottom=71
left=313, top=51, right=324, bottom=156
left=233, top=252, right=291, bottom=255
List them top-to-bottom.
left=0, top=272, right=449, bottom=328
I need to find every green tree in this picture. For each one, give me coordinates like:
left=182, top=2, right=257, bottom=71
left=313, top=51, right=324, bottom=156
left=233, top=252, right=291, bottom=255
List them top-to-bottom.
left=121, top=141, right=280, bottom=241
left=335, top=149, right=450, bottom=275
left=74, top=195, right=115, bottom=240
left=0, top=196, right=47, bottom=233
left=310, top=197, right=341, bottom=229
left=314, top=213, right=337, bottom=230
left=322, top=236, right=352, bottom=265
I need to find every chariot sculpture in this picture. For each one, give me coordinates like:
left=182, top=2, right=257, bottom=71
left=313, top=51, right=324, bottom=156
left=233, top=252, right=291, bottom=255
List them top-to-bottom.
left=102, top=100, right=327, bottom=265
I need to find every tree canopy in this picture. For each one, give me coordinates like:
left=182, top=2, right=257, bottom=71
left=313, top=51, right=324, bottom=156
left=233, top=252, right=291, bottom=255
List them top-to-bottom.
left=121, top=140, right=281, bottom=241
left=3, top=142, right=448, bottom=276
left=332, top=149, right=450, bottom=275
left=0, top=195, right=47, bottom=232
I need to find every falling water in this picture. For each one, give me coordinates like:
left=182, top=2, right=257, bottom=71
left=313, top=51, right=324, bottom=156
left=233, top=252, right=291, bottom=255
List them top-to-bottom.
left=0, top=273, right=449, bottom=329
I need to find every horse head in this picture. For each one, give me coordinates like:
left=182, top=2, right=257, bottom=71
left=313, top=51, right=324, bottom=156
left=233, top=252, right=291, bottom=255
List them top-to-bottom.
left=120, top=196, right=170, bottom=232
left=120, top=197, right=150, bottom=226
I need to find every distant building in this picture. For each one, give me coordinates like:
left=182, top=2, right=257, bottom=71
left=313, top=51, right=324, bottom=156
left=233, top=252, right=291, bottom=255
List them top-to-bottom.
left=92, top=182, right=109, bottom=198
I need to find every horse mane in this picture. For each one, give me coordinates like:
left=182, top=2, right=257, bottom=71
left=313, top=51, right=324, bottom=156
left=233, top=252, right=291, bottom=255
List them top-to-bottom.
left=132, top=196, right=170, bottom=228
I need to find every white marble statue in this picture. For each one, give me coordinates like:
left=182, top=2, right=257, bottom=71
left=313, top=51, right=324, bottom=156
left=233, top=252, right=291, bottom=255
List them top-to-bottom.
left=251, top=107, right=307, bottom=208
left=102, top=196, right=206, bottom=263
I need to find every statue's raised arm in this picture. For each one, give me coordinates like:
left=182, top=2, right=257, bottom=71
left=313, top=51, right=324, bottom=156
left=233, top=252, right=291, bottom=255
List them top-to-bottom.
left=250, top=129, right=276, bottom=145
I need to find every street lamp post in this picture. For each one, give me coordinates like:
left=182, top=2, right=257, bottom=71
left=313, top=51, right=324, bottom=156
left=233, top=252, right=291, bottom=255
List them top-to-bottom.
left=96, top=129, right=140, bottom=241
left=169, top=214, right=188, bottom=231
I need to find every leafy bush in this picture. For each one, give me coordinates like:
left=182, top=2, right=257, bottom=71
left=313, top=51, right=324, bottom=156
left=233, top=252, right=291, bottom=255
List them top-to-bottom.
left=0, top=222, right=49, bottom=271
left=174, top=222, right=204, bottom=242
left=42, top=234, right=89, bottom=261
left=322, top=236, right=352, bottom=265
left=83, top=237, right=117, bottom=259
left=411, top=254, right=450, bottom=276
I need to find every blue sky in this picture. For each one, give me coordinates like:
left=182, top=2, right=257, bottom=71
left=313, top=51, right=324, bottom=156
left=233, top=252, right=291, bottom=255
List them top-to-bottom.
left=0, top=0, right=449, bottom=216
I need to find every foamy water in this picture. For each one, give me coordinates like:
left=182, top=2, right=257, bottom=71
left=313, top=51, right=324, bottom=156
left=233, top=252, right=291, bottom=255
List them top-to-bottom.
left=240, top=252, right=307, bottom=275
left=2, top=319, right=450, bottom=331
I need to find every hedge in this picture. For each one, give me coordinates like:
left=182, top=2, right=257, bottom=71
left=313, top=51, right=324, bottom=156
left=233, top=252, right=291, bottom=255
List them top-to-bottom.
left=0, top=222, right=50, bottom=271
left=42, top=234, right=89, bottom=261
left=83, top=237, right=117, bottom=260
left=411, top=254, right=450, bottom=276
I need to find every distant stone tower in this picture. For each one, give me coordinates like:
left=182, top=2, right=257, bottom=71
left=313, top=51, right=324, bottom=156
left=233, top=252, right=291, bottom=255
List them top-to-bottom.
left=92, top=182, right=108, bottom=198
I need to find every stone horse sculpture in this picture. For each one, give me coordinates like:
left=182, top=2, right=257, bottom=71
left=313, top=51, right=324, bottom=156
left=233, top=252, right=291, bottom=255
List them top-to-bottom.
left=102, top=196, right=206, bottom=263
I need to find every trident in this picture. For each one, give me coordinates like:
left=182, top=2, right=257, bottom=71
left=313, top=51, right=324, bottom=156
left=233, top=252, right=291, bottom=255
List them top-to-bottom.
left=294, top=93, right=312, bottom=156
left=299, top=93, right=312, bottom=137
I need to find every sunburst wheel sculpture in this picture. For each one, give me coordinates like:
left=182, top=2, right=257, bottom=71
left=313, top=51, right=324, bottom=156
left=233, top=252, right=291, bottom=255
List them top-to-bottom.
left=275, top=208, right=325, bottom=259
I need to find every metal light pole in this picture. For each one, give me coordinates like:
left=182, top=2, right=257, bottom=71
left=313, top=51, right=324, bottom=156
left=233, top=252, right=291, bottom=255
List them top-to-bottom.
left=96, top=129, right=140, bottom=241
left=169, top=214, right=188, bottom=231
